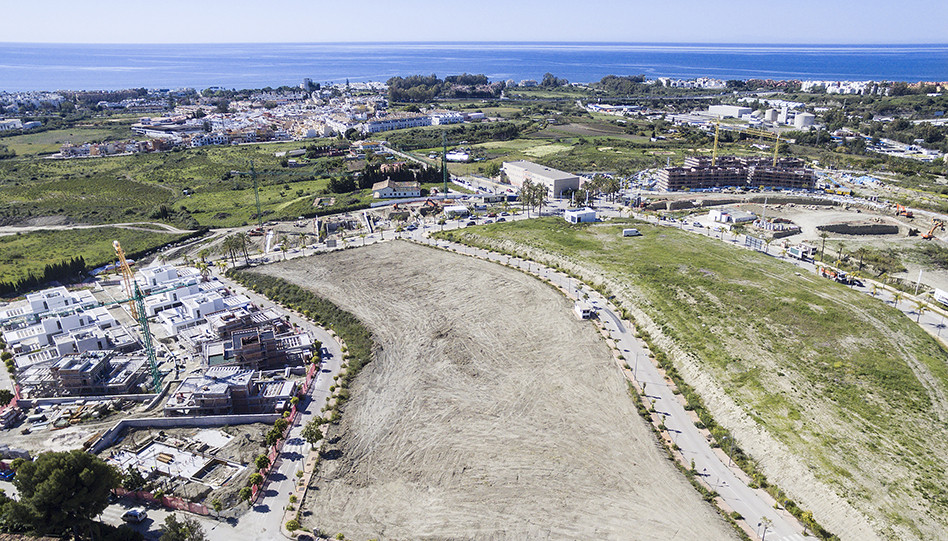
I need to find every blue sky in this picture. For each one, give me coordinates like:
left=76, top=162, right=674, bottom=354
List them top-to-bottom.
left=6, top=0, right=947, bottom=44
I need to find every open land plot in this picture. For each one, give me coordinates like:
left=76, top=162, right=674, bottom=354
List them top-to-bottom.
left=3, top=125, right=138, bottom=156
left=0, top=141, right=315, bottom=226
left=442, top=218, right=948, bottom=540
left=0, top=226, right=192, bottom=285
left=259, top=241, right=736, bottom=540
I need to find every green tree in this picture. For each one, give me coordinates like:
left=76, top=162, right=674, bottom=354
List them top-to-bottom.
left=0, top=389, right=12, bottom=407
left=301, top=420, right=324, bottom=445
left=265, top=427, right=281, bottom=447
left=8, top=450, right=120, bottom=537
left=254, top=454, right=270, bottom=471
left=121, top=466, right=147, bottom=491
left=248, top=473, right=263, bottom=486
left=238, top=487, right=252, bottom=502
left=159, top=514, right=207, bottom=541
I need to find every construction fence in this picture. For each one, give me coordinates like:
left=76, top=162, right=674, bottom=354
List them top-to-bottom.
left=113, top=487, right=210, bottom=516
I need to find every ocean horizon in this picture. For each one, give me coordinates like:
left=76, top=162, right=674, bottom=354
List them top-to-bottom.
left=1, top=42, right=946, bottom=93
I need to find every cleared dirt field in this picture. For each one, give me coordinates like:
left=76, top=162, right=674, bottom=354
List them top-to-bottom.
left=261, top=241, right=736, bottom=540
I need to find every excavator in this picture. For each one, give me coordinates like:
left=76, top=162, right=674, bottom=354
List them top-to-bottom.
left=895, top=203, right=914, bottom=219
left=922, top=219, right=945, bottom=240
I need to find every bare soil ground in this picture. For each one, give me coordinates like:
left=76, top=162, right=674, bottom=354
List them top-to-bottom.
left=261, top=241, right=736, bottom=540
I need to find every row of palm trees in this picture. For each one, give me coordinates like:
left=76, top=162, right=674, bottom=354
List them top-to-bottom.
left=871, top=286, right=937, bottom=323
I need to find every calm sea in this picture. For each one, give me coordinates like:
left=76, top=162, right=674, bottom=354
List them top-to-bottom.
left=0, top=42, right=946, bottom=92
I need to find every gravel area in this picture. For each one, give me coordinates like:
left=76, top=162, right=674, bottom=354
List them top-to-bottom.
left=259, top=241, right=736, bottom=541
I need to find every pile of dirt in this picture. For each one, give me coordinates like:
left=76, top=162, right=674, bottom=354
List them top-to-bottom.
left=261, top=241, right=736, bottom=540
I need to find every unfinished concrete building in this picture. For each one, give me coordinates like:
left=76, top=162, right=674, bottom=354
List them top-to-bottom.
left=657, top=155, right=815, bottom=192
left=203, top=326, right=313, bottom=371
left=18, top=350, right=149, bottom=398
left=163, top=366, right=297, bottom=416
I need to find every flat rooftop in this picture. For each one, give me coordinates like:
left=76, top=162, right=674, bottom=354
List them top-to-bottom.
left=503, top=160, right=578, bottom=181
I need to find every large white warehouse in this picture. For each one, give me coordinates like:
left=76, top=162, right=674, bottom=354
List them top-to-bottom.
left=502, top=160, right=580, bottom=199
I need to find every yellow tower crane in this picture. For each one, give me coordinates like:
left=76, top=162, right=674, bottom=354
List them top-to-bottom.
left=712, top=120, right=782, bottom=167
left=113, top=240, right=137, bottom=319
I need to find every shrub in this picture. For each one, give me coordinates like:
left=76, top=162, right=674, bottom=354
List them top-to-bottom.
left=286, top=519, right=300, bottom=531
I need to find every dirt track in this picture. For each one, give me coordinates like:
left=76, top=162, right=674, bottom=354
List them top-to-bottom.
left=261, top=241, right=735, bottom=540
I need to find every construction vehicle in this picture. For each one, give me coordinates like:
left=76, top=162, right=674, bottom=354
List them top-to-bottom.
left=895, top=204, right=914, bottom=219
left=922, top=219, right=945, bottom=240
left=787, top=244, right=816, bottom=261
left=818, top=266, right=837, bottom=280
left=818, top=266, right=862, bottom=286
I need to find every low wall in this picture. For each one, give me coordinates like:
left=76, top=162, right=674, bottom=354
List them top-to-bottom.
left=817, top=223, right=900, bottom=236
left=17, top=393, right=158, bottom=409
left=89, top=413, right=280, bottom=455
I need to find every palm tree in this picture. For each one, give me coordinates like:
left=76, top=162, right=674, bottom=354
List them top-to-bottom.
left=819, top=231, right=829, bottom=262
left=235, top=232, right=251, bottom=265
left=222, top=236, right=239, bottom=266
left=279, top=236, right=289, bottom=260
left=854, top=247, right=868, bottom=270
left=198, top=248, right=210, bottom=264
left=216, top=260, right=228, bottom=275
left=196, top=261, right=210, bottom=282
left=870, top=283, right=879, bottom=297
left=893, top=291, right=904, bottom=309
left=915, top=299, right=928, bottom=322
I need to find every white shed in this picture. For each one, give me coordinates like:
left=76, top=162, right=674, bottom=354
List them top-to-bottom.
left=565, top=208, right=597, bottom=224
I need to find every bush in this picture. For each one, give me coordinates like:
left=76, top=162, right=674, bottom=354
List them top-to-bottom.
left=249, top=473, right=263, bottom=486
left=286, top=519, right=300, bottom=531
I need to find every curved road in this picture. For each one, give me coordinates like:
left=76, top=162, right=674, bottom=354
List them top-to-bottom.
left=410, top=231, right=813, bottom=541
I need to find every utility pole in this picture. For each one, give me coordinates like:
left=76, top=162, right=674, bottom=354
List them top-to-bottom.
left=442, top=130, right=448, bottom=196
left=251, top=161, right=262, bottom=230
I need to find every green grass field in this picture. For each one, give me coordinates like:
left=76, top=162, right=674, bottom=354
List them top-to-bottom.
left=439, top=217, right=948, bottom=539
left=0, top=227, right=192, bottom=285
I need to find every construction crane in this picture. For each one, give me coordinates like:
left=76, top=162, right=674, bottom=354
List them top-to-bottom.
left=712, top=120, right=782, bottom=167
left=922, top=219, right=945, bottom=240
left=113, top=240, right=137, bottom=319
left=113, top=240, right=163, bottom=393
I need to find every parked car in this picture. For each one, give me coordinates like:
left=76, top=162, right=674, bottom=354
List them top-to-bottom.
left=496, top=217, right=506, bottom=222
left=466, top=221, right=476, bottom=226
left=122, top=509, right=148, bottom=523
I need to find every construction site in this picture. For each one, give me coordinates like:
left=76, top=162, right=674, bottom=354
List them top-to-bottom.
left=0, top=239, right=317, bottom=512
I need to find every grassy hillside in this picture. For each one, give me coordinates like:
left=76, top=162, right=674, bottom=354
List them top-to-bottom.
left=440, top=217, right=948, bottom=540
left=0, top=227, right=192, bottom=285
